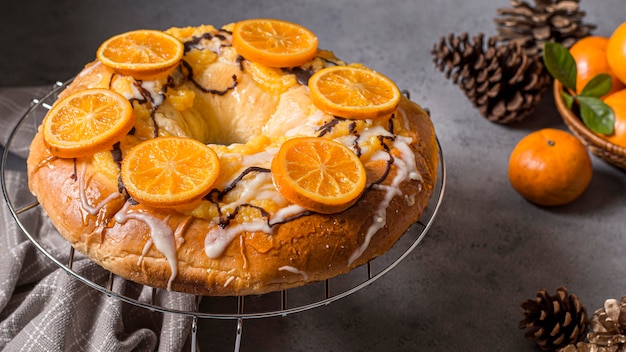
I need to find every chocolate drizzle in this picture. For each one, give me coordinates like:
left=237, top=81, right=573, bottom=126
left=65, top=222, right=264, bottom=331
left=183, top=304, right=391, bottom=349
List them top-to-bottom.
left=183, top=29, right=231, bottom=53
left=184, top=32, right=216, bottom=53
left=236, top=55, right=244, bottom=71
left=181, top=60, right=239, bottom=96
left=282, top=67, right=314, bottom=85
left=108, top=73, right=116, bottom=90
left=150, top=109, right=160, bottom=138
left=316, top=117, right=345, bottom=137
left=348, top=121, right=357, bottom=135
left=352, top=134, right=362, bottom=158
left=377, top=135, right=396, bottom=151
left=368, top=136, right=396, bottom=187
left=111, top=142, right=130, bottom=199
left=111, top=142, right=123, bottom=164
left=71, top=159, right=78, bottom=181
left=200, top=166, right=317, bottom=230
left=208, top=166, right=271, bottom=202
left=203, top=167, right=270, bottom=220
left=219, top=204, right=270, bottom=228
left=267, top=210, right=315, bottom=228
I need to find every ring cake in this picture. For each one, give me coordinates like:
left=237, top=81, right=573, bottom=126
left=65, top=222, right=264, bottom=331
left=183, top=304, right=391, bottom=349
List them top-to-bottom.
left=27, top=19, right=439, bottom=296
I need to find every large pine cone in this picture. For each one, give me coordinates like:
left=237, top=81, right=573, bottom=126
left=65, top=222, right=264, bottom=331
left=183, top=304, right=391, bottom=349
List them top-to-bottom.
left=494, top=0, right=596, bottom=58
left=431, top=32, right=550, bottom=124
left=519, top=287, right=589, bottom=351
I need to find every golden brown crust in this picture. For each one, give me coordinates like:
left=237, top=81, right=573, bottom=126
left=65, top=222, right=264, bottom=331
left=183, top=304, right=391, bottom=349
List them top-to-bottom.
left=27, top=22, right=439, bottom=296
left=27, top=96, right=437, bottom=296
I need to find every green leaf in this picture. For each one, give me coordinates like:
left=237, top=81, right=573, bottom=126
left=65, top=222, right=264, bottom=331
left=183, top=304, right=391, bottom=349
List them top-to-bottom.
left=543, top=42, right=577, bottom=92
left=580, top=73, right=613, bottom=98
left=561, top=91, right=575, bottom=110
left=578, top=96, right=615, bottom=135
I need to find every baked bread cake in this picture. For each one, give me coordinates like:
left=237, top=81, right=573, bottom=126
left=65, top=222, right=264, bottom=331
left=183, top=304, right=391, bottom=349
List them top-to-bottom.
left=27, top=19, right=439, bottom=296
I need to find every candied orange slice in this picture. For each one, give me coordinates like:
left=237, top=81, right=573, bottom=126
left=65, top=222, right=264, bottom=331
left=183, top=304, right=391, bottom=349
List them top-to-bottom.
left=232, top=18, right=318, bottom=68
left=96, top=29, right=184, bottom=79
left=308, top=65, right=401, bottom=119
left=42, top=88, right=135, bottom=158
left=121, top=137, right=220, bottom=208
left=271, top=137, right=366, bottom=214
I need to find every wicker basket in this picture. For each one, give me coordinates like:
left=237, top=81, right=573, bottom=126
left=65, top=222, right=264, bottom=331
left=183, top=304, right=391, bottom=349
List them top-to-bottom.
left=553, top=80, right=626, bottom=170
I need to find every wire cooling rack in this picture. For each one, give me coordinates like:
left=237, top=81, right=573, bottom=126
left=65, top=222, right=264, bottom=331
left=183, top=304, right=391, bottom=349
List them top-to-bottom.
left=1, top=81, right=446, bottom=351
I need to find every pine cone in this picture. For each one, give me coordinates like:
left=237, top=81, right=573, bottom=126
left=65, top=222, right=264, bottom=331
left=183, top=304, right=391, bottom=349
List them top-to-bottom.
left=494, top=0, right=596, bottom=58
left=431, top=32, right=550, bottom=124
left=519, top=287, right=589, bottom=351
left=586, top=297, right=626, bottom=351
left=559, top=342, right=621, bottom=352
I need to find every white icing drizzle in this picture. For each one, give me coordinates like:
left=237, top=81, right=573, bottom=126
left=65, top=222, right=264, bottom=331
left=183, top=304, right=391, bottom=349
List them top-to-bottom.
left=140, top=80, right=165, bottom=107
left=121, top=81, right=144, bottom=101
left=185, top=100, right=423, bottom=268
left=282, top=109, right=327, bottom=137
left=394, top=135, right=422, bottom=182
left=348, top=137, right=422, bottom=265
left=239, top=149, right=277, bottom=168
left=78, top=161, right=121, bottom=216
left=226, top=172, right=282, bottom=210
left=405, top=194, right=416, bottom=207
left=114, top=201, right=178, bottom=291
left=203, top=204, right=306, bottom=259
left=268, top=204, right=307, bottom=226
left=204, top=220, right=271, bottom=259
left=138, top=239, right=153, bottom=266
left=278, top=265, right=309, bottom=281
left=224, top=276, right=235, bottom=287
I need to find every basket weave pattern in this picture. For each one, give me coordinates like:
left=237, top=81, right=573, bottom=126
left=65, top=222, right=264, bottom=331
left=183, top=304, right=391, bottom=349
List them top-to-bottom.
left=553, top=81, right=626, bottom=170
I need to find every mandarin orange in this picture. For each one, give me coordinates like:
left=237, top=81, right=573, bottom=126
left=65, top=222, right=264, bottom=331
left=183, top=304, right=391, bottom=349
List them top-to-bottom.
left=607, top=21, right=626, bottom=86
left=569, top=36, right=624, bottom=98
left=600, top=89, right=626, bottom=148
left=508, top=128, right=592, bottom=206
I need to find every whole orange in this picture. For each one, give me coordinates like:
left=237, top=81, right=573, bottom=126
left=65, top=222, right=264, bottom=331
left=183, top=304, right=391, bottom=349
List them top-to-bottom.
left=607, top=21, right=626, bottom=86
left=570, top=36, right=624, bottom=98
left=601, top=89, right=626, bottom=148
left=508, top=128, right=592, bottom=206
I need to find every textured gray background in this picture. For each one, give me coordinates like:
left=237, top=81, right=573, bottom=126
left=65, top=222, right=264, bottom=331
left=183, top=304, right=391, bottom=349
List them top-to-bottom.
left=2, top=0, right=626, bottom=351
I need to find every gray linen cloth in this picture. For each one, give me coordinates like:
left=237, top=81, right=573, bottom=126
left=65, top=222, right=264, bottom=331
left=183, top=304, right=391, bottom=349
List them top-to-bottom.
left=0, top=85, right=196, bottom=351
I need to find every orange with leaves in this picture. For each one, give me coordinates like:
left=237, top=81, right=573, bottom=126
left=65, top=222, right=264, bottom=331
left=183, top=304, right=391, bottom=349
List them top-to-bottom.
left=570, top=36, right=624, bottom=98
left=601, top=89, right=626, bottom=148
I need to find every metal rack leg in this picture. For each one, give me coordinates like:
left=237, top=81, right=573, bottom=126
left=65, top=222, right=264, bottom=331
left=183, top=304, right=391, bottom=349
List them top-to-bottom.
left=68, top=247, right=75, bottom=270
left=233, top=296, right=244, bottom=352
left=191, top=316, right=198, bottom=352
left=234, top=318, right=243, bottom=352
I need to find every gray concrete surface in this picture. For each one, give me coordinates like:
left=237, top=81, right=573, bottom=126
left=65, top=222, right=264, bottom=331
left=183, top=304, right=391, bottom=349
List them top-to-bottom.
left=2, top=0, right=626, bottom=351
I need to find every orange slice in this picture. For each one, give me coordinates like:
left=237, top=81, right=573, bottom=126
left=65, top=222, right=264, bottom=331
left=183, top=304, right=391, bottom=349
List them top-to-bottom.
left=232, top=18, right=318, bottom=68
left=96, top=29, right=184, bottom=79
left=308, top=65, right=401, bottom=119
left=42, top=88, right=135, bottom=158
left=121, top=137, right=220, bottom=208
left=271, top=137, right=366, bottom=214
